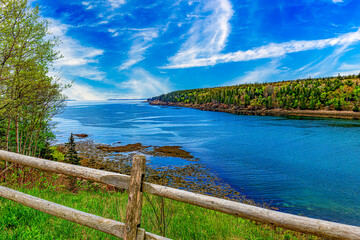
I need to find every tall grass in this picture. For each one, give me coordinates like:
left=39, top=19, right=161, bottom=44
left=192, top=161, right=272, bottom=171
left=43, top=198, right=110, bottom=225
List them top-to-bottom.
left=0, top=163, right=319, bottom=240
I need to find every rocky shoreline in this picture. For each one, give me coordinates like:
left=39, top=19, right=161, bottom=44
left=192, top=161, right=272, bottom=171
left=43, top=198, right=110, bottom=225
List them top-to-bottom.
left=149, top=100, right=360, bottom=120
left=55, top=140, right=262, bottom=206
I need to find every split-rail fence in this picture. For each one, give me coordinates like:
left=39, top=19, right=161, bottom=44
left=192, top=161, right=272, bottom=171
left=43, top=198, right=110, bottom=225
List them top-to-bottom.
left=0, top=150, right=360, bottom=240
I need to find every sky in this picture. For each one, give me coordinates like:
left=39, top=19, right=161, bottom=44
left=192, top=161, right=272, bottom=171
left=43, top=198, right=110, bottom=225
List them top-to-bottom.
left=31, top=0, right=360, bottom=100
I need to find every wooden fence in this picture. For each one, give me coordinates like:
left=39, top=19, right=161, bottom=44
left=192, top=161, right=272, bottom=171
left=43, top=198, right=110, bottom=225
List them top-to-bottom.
left=0, top=150, right=360, bottom=240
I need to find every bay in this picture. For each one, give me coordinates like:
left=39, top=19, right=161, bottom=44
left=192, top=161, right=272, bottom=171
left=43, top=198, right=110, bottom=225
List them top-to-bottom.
left=54, top=100, right=360, bottom=226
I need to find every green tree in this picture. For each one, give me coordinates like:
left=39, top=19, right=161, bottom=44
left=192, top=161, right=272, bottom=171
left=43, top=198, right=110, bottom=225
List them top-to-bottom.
left=0, top=0, right=66, bottom=156
left=65, top=133, right=80, bottom=165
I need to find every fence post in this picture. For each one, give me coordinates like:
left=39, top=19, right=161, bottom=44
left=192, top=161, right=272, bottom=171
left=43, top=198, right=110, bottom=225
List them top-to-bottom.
left=124, top=155, right=146, bottom=240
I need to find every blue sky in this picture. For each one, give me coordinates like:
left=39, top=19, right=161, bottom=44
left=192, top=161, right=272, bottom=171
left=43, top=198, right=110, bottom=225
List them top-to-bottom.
left=31, top=0, right=360, bottom=100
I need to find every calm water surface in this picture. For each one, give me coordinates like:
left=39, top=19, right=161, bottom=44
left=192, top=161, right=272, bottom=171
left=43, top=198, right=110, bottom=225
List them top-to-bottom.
left=54, top=100, right=360, bottom=226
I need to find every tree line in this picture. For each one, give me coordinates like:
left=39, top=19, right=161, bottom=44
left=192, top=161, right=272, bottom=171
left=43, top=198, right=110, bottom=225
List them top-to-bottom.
left=0, top=0, right=66, bottom=158
left=149, top=74, right=360, bottom=112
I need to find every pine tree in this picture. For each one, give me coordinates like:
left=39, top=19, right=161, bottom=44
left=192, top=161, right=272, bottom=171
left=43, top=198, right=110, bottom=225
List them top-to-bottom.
left=65, top=133, right=80, bottom=165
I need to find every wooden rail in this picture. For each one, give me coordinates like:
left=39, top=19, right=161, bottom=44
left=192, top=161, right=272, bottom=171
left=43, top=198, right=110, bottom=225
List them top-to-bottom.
left=1, top=150, right=360, bottom=239
left=0, top=186, right=167, bottom=240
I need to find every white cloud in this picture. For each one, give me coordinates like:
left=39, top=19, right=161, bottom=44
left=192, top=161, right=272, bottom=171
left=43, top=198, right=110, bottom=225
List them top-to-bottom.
left=81, top=0, right=125, bottom=11
left=108, top=0, right=126, bottom=9
left=165, top=0, right=233, bottom=69
left=332, top=0, right=343, bottom=3
left=81, top=1, right=95, bottom=10
left=47, top=18, right=106, bottom=81
left=46, top=19, right=108, bottom=100
left=49, top=19, right=104, bottom=67
left=108, top=28, right=119, bottom=37
left=119, top=28, right=159, bottom=70
left=163, top=28, right=360, bottom=69
left=295, top=44, right=350, bottom=77
left=227, top=61, right=281, bottom=85
left=340, top=63, right=360, bottom=71
left=66, top=67, right=106, bottom=82
left=117, top=68, right=171, bottom=98
left=64, top=82, right=108, bottom=100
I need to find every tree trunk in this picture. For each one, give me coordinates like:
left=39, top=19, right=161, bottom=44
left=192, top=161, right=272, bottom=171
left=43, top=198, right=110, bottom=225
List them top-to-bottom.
left=15, top=117, right=19, bottom=153
left=4, top=118, right=11, bottom=167
left=5, top=118, right=11, bottom=152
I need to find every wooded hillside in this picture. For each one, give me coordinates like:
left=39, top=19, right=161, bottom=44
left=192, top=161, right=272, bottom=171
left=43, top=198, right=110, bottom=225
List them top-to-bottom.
left=149, top=74, right=360, bottom=112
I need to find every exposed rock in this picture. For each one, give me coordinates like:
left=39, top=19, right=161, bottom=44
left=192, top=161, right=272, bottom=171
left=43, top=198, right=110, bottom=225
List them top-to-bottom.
left=73, top=134, right=88, bottom=138
left=97, top=143, right=150, bottom=152
left=153, top=146, right=194, bottom=159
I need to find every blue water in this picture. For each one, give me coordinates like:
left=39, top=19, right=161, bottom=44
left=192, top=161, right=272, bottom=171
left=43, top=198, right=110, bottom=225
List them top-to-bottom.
left=54, top=100, right=360, bottom=226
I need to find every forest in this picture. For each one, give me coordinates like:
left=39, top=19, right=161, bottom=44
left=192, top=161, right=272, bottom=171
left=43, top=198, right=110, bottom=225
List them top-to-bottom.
left=0, top=0, right=66, bottom=158
left=149, top=74, right=360, bottom=112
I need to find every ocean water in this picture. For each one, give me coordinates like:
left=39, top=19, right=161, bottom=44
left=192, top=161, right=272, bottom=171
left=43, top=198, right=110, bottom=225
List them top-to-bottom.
left=54, top=100, right=360, bottom=226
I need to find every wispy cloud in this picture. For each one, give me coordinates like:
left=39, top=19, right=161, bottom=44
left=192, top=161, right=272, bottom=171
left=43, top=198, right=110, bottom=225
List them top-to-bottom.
left=81, top=0, right=126, bottom=11
left=108, top=0, right=126, bottom=9
left=164, top=0, right=233, bottom=69
left=332, top=0, right=343, bottom=3
left=47, top=18, right=106, bottom=83
left=48, top=19, right=104, bottom=68
left=108, top=28, right=119, bottom=37
left=119, top=28, right=159, bottom=70
left=163, top=28, right=360, bottom=69
left=295, top=44, right=351, bottom=77
left=227, top=60, right=282, bottom=85
left=339, top=63, right=360, bottom=71
left=117, top=68, right=171, bottom=98
left=64, top=82, right=108, bottom=100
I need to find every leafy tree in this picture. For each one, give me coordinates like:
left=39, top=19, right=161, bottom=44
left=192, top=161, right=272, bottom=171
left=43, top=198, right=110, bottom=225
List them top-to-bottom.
left=0, top=0, right=66, bottom=156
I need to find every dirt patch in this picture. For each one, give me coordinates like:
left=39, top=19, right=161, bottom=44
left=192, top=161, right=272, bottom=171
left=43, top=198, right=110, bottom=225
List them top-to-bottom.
left=97, top=143, right=150, bottom=152
left=153, top=146, right=194, bottom=159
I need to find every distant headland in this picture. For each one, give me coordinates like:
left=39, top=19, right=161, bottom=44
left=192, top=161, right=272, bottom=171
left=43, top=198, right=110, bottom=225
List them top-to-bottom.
left=148, top=74, right=360, bottom=120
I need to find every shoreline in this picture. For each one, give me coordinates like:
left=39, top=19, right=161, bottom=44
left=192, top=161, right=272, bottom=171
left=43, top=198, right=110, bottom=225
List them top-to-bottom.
left=149, top=100, right=360, bottom=120
left=55, top=140, right=256, bottom=206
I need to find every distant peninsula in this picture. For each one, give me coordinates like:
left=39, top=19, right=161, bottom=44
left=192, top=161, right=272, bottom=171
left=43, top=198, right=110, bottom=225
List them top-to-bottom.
left=148, top=74, right=360, bottom=119
left=107, top=98, right=146, bottom=101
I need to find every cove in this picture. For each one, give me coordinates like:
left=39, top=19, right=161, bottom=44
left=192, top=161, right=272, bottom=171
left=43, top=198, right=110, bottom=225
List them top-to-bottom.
left=54, top=100, right=360, bottom=226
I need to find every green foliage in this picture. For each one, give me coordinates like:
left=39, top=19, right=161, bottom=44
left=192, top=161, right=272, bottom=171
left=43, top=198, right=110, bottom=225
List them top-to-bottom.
left=0, top=0, right=67, bottom=156
left=149, top=74, right=360, bottom=112
left=353, top=105, right=359, bottom=112
left=64, top=133, right=80, bottom=165
left=50, top=146, right=65, bottom=162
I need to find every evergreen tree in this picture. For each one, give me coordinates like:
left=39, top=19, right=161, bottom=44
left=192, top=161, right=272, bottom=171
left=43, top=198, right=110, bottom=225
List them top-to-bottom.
left=147, top=73, right=360, bottom=112
left=353, top=105, right=359, bottom=112
left=65, top=133, right=80, bottom=165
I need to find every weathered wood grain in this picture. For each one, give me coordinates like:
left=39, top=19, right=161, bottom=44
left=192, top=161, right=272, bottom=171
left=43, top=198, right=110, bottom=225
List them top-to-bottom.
left=0, top=150, right=130, bottom=189
left=125, top=155, right=146, bottom=240
left=142, top=182, right=360, bottom=240
left=0, top=186, right=170, bottom=240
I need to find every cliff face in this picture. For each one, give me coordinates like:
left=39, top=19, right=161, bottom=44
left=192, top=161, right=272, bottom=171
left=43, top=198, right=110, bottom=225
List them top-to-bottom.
left=149, top=100, right=360, bottom=120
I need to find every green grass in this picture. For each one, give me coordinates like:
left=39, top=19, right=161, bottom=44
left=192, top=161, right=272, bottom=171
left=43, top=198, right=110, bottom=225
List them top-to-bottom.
left=0, top=183, right=319, bottom=240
